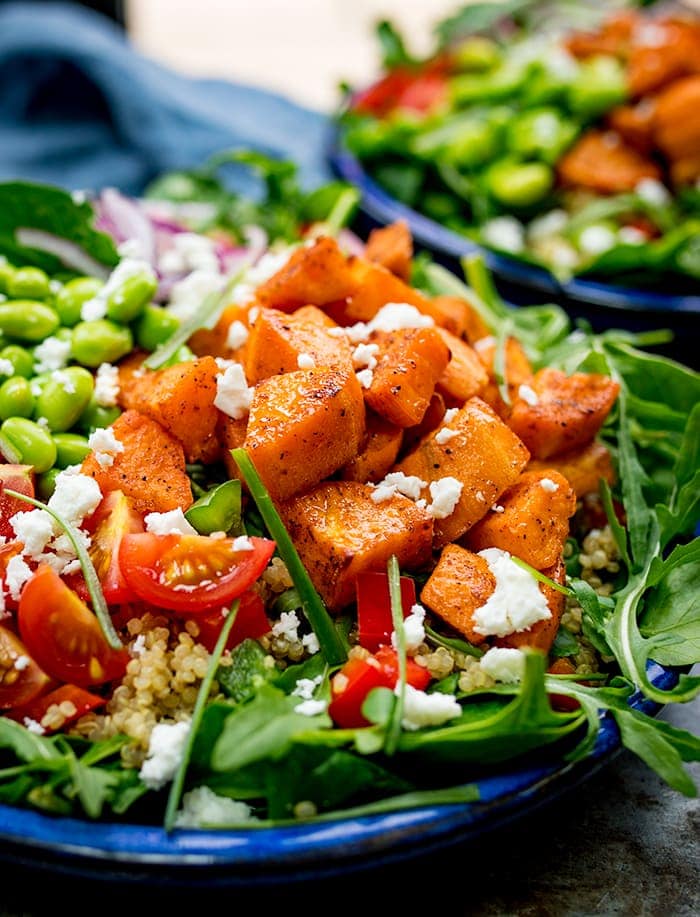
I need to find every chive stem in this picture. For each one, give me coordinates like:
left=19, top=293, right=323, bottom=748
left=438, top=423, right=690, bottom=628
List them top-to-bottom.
left=384, top=554, right=405, bottom=757
left=510, top=554, right=573, bottom=597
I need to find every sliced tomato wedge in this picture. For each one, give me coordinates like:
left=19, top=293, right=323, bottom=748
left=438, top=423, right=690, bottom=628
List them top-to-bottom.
left=0, top=464, right=35, bottom=540
left=88, top=490, right=144, bottom=604
left=118, top=533, right=276, bottom=613
left=18, top=564, right=129, bottom=687
left=356, top=570, right=417, bottom=652
left=182, top=589, right=270, bottom=653
left=0, top=625, right=51, bottom=709
left=328, top=645, right=431, bottom=729
left=7, top=683, right=105, bottom=731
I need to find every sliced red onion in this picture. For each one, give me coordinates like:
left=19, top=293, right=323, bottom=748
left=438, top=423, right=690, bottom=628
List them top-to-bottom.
left=96, top=188, right=156, bottom=263
left=242, top=224, right=269, bottom=264
left=15, top=228, right=112, bottom=280
left=338, top=228, right=366, bottom=257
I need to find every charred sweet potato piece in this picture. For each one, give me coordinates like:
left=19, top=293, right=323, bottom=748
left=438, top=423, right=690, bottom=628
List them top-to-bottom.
left=565, top=10, right=638, bottom=59
left=627, top=19, right=700, bottom=97
left=652, top=75, right=700, bottom=166
left=606, top=102, right=656, bottom=154
left=557, top=129, right=661, bottom=193
left=670, top=154, right=700, bottom=186
left=364, top=219, right=413, bottom=282
left=253, top=236, right=358, bottom=312
left=328, top=257, right=432, bottom=325
left=425, top=295, right=491, bottom=342
left=188, top=304, right=251, bottom=363
left=244, top=306, right=352, bottom=383
left=364, top=327, right=450, bottom=427
left=436, top=329, right=489, bottom=407
left=475, top=336, right=534, bottom=419
left=117, top=355, right=220, bottom=463
left=244, top=368, right=365, bottom=501
left=507, top=368, right=620, bottom=460
left=400, top=392, right=446, bottom=459
left=395, top=396, right=530, bottom=547
left=81, top=410, right=192, bottom=514
left=340, top=410, right=403, bottom=483
left=527, top=440, right=615, bottom=498
left=464, top=470, right=576, bottom=570
left=279, top=480, right=433, bottom=611
left=420, top=545, right=494, bottom=645
left=495, top=557, right=567, bottom=654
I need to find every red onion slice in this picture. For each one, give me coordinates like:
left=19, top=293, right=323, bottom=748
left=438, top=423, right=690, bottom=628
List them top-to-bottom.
left=15, top=228, right=112, bottom=280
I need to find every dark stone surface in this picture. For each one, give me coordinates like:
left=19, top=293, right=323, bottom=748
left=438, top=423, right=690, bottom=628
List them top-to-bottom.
left=1, top=693, right=698, bottom=917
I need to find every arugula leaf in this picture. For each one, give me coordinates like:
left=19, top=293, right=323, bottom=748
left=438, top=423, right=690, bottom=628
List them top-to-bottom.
left=375, top=20, right=416, bottom=70
left=639, top=541, right=700, bottom=667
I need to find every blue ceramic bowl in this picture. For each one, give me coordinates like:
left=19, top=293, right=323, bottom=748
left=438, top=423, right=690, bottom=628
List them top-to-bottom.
left=328, top=136, right=700, bottom=367
left=0, top=661, right=680, bottom=888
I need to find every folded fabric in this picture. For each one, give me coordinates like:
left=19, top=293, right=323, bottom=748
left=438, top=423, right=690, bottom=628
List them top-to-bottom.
left=0, top=1, right=334, bottom=196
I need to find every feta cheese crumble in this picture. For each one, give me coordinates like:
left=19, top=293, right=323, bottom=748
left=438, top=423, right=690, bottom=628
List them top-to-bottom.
left=482, top=216, right=525, bottom=254
left=225, top=320, right=249, bottom=350
left=32, top=337, right=71, bottom=374
left=297, top=352, right=316, bottom=369
left=94, top=363, right=120, bottom=407
left=214, top=363, right=253, bottom=419
left=356, top=368, right=374, bottom=389
left=518, top=383, right=539, bottom=406
left=435, top=426, right=458, bottom=445
left=88, top=427, right=125, bottom=469
left=427, top=477, right=463, bottom=519
left=540, top=477, right=559, bottom=493
left=144, top=508, right=198, bottom=536
left=231, top=535, right=254, bottom=552
left=472, top=547, right=551, bottom=638
left=392, top=603, right=426, bottom=653
left=272, top=610, right=300, bottom=642
left=480, top=647, right=526, bottom=683
left=398, top=684, right=462, bottom=731
left=139, top=720, right=191, bottom=790
left=175, top=786, right=257, bottom=828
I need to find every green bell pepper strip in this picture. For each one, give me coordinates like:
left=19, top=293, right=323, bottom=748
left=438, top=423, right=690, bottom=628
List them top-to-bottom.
left=184, top=479, right=242, bottom=536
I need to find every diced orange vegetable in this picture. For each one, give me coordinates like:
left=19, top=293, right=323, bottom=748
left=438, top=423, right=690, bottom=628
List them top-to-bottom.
left=565, top=10, right=638, bottom=59
left=627, top=20, right=700, bottom=98
left=652, top=75, right=700, bottom=166
left=606, top=103, right=655, bottom=154
left=557, top=129, right=662, bottom=194
left=364, top=219, right=413, bottom=281
left=253, top=236, right=358, bottom=312
left=329, top=257, right=432, bottom=324
left=425, top=295, right=491, bottom=342
left=188, top=304, right=251, bottom=362
left=293, top=305, right=340, bottom=328
left=244, top=306, right=352, bottom=383
left=364, top=327, right=450, bottom=427
left=435, top=328, right=489, bottom=407
left=475, top=336, right=534, bottom=419
left=117, top=355, right=220, bottom=463
left=244, top=368, right=365, bottom=501
left=507, top=368, right=620, bottom=460
left=399, top=391, right=446, bottom=459
left=395, top=396, right=531, bottom=547
left=81, top=410, right=192, bottom=515
left=340, top=410, right=403, bottom=483
left=219, top=413, right=248, bottom=481
left=527, top=440, right=615, bottom=498
left=464, top=470, right=576, bottom=569
left=279, top=480, right=433, bottom=611
left=419, top=544, right=494, bottom=645
left=495, top=557, right=567, bottom=654
left=548, top=657, right=577, bottom=675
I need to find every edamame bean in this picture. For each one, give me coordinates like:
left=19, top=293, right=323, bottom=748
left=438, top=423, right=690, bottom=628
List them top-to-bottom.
left=453, top=37, right=501, bottom=72
left=567, top=55, right=627, bottom=118
left=507, top=108, right=579, bottom=165
left=485, top=159, right=554, bottom=208
left=0, top=260, right=15, bottom=295
left=5, top=267, right=51, bottom=301
left=106, top=272, right=157, bottom=324
left=54, top=276, right=103, bottom=327
left=0, top=300, right=59, bottom=342
left=135, top=305, right=180, bottom=351
left=71, top=319, right=133, bottom=367
left=0, top=345, right=34, bottom=378
left=35, top=366, right=94, bottom=432
left=0, top=376, right=36, bottom=420
left=78, top=397, right=121, bottom=435
left=0, top=417, right=57, bottom=472
left=52, top=432, right=91, bottom=468
left=36, top=467, right=61, bottom=501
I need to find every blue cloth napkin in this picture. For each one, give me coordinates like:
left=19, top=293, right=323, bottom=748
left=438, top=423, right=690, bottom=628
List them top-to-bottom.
left=0, top=1, right=334, bottom=196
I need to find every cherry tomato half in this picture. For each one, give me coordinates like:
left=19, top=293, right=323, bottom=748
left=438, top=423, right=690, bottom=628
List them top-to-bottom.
left=0, top=464, right=35, bottom=540
left=89, top=490, right=144, bottom=604
left=118, top=533, right=276, bottom=613
left=18, top=564, right=129, bottom=687
left=182, top=589, right=270, bottom=653
left=0, top=625, right=50, bottom=709
left=6, top=682, right=105, bottom=731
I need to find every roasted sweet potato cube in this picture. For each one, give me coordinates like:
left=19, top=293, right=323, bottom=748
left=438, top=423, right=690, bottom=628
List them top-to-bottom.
left=628, top=21, right=700, bottom=98
left=652, top=75, right=700, bottom=163
left=557, top=129, right=661, bottom=194
left=364, top=219, right=413, bottom=282
left=254, top=236, right=358, bottom=312
left=330, top=256, right=432, bottom=324
left=426, top=295, right=491, bottom=341
left=188, top=304, right=251, bottom=362
left=244, top=306, right=352, bottom=383
left=363, top=327, right=449, bottom=428
left=436, top=329, right=489, bottom=407
left=475, top=336, right=534, bottom=419
left=117, top=355, right=220, bottom=463
left=507, top=367, right=620, bottom=460
left=244, top=368, right=365, bottom=501
left=399, top=392, right=446, bottom=459
left=395, top=396, right=531, bottom=547
left=81, top=410, right=192, bottom=514
left=340, top=410, right=403, bottom=483
left=219, top=413, right=248, bottom=481
left=527, top=440, right=615, bottom=498
left=464, top=470, right=576, bottom=570
left=279, top=480, right=433, bottom=611
left=420, top=544, right=495, bottom=645
left=495, top=557, right=566, bottom=654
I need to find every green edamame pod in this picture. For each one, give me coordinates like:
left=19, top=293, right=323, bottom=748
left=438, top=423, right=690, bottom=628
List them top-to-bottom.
left=485, top=158, right=554, bottom=208
left=6, top=267, right=51, bottom=301
left=106, top=271, right=158, bottom=324
left=54, top=276, right=103, bottom=327
left=0, top=300, right=59, bottom=342
left=135, top=305, right=181, bottom=351
left=71, top=319, right=133, bottom=367
left=0, top=345, right=35, bottom=378
left=35, top=366, right=94, bottom=432
left=0, top=376, right=36, bottom=420
left=78, top=397, right=121, bottom=436
left=0, top=416, right=57, bottom=472
left=52, top=432, right=91, bottom=468
left=36, top=466, right=61, bottom=501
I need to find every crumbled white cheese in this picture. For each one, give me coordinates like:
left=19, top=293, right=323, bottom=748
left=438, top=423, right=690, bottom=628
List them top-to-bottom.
left=634, top=21, right=668, bottom=48
left=635, top=178, right=671, bottom=207
left=482, top=216, right=525, bottom=254
left=578, top=225, right=617, bottom=256
left=618, top=226, right=647, bottom=246
left=158, top=232, right=220, bottom=275
left=166, top=269, right=225, bottom=323
left=367, top=303, right=434, bottom=333
left=225, top=320, right=249, bottom=350
left=32, top=336, right=71, bottom=374
left=473, top=336, right=495, bottom=353
left=352, top=342, right=379, bottom=370
left=297, top=352, right=316, bottom=369
left=0, top=358, right=14, bottom=377
left=94, top=363, right=120, bottom=407
left=214, top=363, right=253, bottom=419
left=356, top=368, right=374, bottom=389
left=52, top=370, right=76, bottom=395
left=518, top=383, right=539, bottom=406
left=443, top=407, right=459, bottom=423
left=88, top=427, right=125, bottom=469
left=435, top=427, right=458, bottom=445
left=48, top=471, right=102, bottom=530
left=382, top=472, right=427, bottom=502
left=427, top=477, right=463, bottom=519
left=540, top=477, right=559, bottom=493
left=370, top=483, right=397, bottom=504
left=491, top=504, right=505, bottom=514
left=144, top=508, right=198, bottom=536
left=10, top=510, right=54, bottom=558
left=231, top=535, right=254, bottom=552
left=473, top=547, right=551, bottom=638
left=5, top=555, right=34, bottom=601
left=392, top=603, right=426, bottom=654
left=272, top=610, right=300, bottom=642
left=302, top=631, right=320, bottom=655
left=131, top=634, right=147, bottom=657
left=480, top=647, right=526, bottom=683
left=14, top=655, right=30, bottom=671
left=292, top=675, right=323, bottom=700
left=398, top=684, right=462, bottom=731
left=294, top=698, right=327, bottom=717
left=23, top=718, right=45, bottom=735
left=139, top=720, right=191, bottom=790
left=175, top=786, right=257, bottom=828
